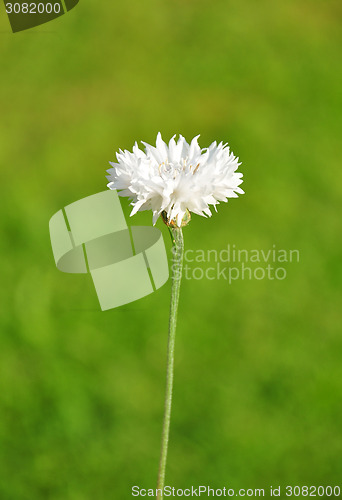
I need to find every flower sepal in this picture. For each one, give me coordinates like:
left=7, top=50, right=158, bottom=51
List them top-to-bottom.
left=161, top=209, right=191, bottom=228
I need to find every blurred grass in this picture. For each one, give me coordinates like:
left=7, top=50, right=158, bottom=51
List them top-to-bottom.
left=0, top=0, right=342, bottom=498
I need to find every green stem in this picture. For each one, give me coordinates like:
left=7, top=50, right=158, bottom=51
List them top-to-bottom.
left=156, top=227, right=184, bottom=500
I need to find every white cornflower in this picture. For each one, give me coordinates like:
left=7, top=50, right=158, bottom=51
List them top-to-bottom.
left=106, top=133, right=244, bottom=227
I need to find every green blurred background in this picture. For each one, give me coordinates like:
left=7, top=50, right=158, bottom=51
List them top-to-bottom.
left=1, top=0, right=342, bottom=498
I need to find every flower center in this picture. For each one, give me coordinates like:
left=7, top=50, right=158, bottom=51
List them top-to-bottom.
left=158, top=160, right=200, bottom=178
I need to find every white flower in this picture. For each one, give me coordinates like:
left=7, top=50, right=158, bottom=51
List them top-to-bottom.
left=106, top=133, right=244, bottom=227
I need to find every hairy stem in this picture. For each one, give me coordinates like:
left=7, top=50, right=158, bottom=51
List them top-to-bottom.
left=156, top=227, right=184, bottom=499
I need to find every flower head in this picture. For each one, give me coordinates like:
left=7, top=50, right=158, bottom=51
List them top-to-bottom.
left=106, top=133, right=244, bottom=227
